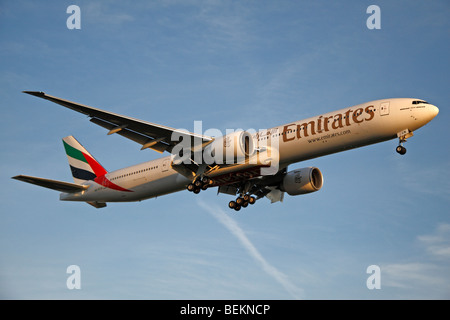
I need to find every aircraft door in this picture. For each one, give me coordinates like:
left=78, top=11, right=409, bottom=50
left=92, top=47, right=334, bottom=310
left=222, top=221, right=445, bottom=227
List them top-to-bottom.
left=380, top=101, right=390, bottom=116
left=162, top=158, right=170, bottom=172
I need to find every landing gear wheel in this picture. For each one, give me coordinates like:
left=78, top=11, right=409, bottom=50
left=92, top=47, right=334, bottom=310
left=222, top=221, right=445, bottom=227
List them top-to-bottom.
left=396, top=145, right=407, bottom=155
left=202, top=176, right=214, bottom=186
left=194, top=179, right=203, bottom=188
left=187, top=183, right=195, bottom=192
left=193, top=187, right=201, bottom=194
left=249, top=196, right=256, bottom=204
left=236, top=197, right=244, bottom=205
left=228, top=200, right=236, bottom=209
left=242, top=201, right=249, bottom=208
left=234, top=205, right=241, bottom=211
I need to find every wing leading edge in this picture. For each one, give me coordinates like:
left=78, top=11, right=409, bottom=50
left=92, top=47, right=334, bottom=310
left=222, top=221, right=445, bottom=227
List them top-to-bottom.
left=23, top=91, right=214, bottom=154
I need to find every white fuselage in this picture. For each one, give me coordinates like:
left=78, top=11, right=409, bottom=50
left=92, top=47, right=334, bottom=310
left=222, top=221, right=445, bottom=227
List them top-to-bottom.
left=60, top=98, right=439, bottom=203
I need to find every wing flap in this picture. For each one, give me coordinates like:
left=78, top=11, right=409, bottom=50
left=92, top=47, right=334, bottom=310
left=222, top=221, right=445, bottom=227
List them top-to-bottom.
left=89, top=117, right=169, bottom=153
left=12, top=175, right=89, bottom=193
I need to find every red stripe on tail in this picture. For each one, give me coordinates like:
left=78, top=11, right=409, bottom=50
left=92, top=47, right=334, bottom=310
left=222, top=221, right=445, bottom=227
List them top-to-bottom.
left=82, top=152, right=108, bottom=177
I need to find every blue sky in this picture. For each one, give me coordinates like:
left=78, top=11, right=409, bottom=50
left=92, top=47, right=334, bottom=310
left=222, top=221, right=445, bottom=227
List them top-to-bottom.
left=1, top=0, right=449, bottom=299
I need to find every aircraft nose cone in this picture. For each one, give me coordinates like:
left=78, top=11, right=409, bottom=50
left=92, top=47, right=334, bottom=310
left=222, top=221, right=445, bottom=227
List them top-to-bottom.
left=430, top=105, right=439, bottom=118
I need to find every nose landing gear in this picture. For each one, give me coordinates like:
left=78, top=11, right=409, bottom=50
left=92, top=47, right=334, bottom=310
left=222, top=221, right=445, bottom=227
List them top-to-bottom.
left=396, top=129, right=414, bottom=155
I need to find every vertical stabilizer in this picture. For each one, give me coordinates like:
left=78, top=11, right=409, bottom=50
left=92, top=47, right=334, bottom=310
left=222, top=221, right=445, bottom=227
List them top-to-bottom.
left=62, top=136, right=107, bottom=184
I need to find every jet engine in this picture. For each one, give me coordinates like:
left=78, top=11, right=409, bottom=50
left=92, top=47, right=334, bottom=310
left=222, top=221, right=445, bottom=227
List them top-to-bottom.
left=206, top=130, right=256, bottom=164
left=280, top=167, right=323, bottom=195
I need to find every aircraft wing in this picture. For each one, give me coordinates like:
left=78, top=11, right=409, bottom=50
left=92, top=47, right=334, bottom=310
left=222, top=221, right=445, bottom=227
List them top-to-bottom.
left=23, top=91, right=214, bottom=154
left=12, top=175, right=89, bottom=193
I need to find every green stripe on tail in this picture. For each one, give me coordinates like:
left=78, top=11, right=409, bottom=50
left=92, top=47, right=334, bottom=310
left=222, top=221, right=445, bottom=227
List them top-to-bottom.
left=63, top=140, right=88, bottom=163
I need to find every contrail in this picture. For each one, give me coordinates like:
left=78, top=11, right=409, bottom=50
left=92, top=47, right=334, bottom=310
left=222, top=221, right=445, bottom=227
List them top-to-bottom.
left=198, top=199, right=305, bottom=299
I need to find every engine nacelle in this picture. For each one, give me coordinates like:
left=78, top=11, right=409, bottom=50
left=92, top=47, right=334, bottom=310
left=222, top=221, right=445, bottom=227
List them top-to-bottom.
left=206, top=130, right=256, bottom=164
left=280, top=167, right=323, bottom=196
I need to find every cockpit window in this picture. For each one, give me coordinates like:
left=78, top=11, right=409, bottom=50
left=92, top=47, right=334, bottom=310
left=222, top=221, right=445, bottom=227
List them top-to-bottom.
left=412, top=100, right=429, bottom=104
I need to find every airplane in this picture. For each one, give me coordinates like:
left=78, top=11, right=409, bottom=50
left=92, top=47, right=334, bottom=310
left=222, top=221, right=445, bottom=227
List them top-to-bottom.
left=12, top=91, right=439, bottom=210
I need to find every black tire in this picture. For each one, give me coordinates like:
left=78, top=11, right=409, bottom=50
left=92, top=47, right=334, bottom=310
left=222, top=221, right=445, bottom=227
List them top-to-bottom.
left=396, top=146, right=407, bottom=155
left=202, top=176, right=213, bottom=185
left=194, top=180, right=203, bottom=187
left=229, top=201, right=236, bottom=209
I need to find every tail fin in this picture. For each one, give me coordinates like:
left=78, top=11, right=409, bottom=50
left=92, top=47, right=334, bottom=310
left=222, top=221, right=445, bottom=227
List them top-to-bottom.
left=62, top=136, right=107, bottom=184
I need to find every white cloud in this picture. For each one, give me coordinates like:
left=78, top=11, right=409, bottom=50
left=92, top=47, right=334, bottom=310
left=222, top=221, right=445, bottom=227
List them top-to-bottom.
left=84, top=2, right=134, bottom=26
left=197, top=199, right=305, bottom=299
left=418, top=223, right=450, bottom=260
left=382, top=262, right=442, bottom=289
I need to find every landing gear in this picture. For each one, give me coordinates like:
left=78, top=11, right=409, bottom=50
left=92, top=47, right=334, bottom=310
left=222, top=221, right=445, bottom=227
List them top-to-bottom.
left=396, top=129, right=413, bottom=156
left=186, top=176, right=214, bottom=194
left=187, top=176, right=257, bottom=212
left=229, top=194, right=256, bottom=212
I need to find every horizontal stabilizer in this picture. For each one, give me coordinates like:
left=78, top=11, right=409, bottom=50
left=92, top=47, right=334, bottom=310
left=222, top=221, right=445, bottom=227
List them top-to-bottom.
left=12, top=175, right=89, bottom=193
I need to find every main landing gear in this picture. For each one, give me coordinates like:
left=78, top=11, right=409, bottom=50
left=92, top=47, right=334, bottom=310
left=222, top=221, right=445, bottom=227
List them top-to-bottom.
left=186, top=176, right=214, bottom=194
left=186, top=176, right=257, bottom=212
left=228, top=194, right=256, bottom=212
